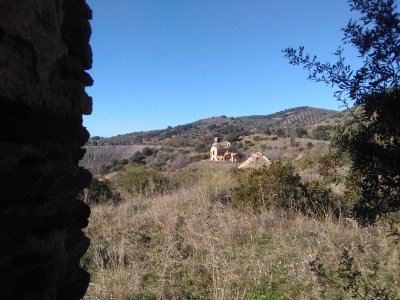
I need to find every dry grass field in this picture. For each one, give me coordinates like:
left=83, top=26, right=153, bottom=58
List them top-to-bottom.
left=82, top=170, right=399, bottom=300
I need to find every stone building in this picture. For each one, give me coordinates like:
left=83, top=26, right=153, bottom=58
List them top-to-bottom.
left=210, top=138, right=241, bottom=162
left=238, top=152, right=271, bottom=169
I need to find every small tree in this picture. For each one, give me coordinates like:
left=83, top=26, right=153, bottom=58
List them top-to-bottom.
left=284, top=0, right=400, bottom=225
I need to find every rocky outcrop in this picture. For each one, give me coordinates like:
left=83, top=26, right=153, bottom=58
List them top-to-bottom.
left=0, top=0, right=92, bottom=299
left=80, top=145, right=147, bottom=174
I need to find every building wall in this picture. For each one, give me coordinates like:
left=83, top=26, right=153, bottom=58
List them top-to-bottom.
left=0, top=1, right=93, bottom=299
left=210, top=145, right=218, bottom=161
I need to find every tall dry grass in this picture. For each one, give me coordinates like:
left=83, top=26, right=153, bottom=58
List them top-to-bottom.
left=83, top=170, right=399, bottom=299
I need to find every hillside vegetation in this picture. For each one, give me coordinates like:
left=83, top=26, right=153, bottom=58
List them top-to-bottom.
left=81, top=0, right=400, bottom=297
left=80, top=102, right=399, bottom=299
left=81, top=105, right=399, bottom=299
left=81, top=106, right=341, bottom=174
left=87, top=106, right=337, bottom=147
left=82, top=165, right=399, bottom=299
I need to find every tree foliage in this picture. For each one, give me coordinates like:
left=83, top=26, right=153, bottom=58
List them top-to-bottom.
left=284, top=0, right=400, bottom=225
left=284, top=0, right=400, bottom=108
left=312, top=125, right=333, bottom=141
left=295, top=127, right=308, bottom=138
left=276, top=128, right=286, bottom=137
left=224, top=132, right=241, bottom=142
left=194, top=142, right=208, bottom=153
left=142, top=147, right=154, bottom=156
left=130, top=151, right=146, bottom=165
left=85, top=179, right=121, bottom=205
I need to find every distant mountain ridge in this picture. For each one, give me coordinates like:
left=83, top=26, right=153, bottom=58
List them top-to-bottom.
left=89, top=106, right=338, bottom=146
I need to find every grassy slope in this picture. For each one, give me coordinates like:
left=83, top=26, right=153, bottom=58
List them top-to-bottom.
left=83, top=170, right=399, bottom=300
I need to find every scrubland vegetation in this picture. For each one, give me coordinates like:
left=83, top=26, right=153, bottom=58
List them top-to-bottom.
left=82, top=0, right=400, bottom=298
left=82, top=160, right=399, bottom=300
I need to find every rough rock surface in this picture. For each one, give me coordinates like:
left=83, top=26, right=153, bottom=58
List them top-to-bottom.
left=0, top=0, right=93, bottom=299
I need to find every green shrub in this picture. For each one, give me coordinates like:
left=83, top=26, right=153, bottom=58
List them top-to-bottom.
left=312, top=125, right=333, bottom=140
left=296, top=127, right=308, bottom=138
left=263, top=128, right=272, bottom=135
left=224, top=132, right=240, bottom=142
left=194, top=143, right=208, bottom=153
left=142, top=147, right=154, bottom=156
left=130, top=151, right=146, bottom=164
left=318, top=151, right=350, bottom=185
left=298, top=156, right=314, bottom=169
left=232, top=161, right=303, bottom=212
left=232, top=162, right=341, bottom=216
left=115, top=164, right=170, bottom=197
left=85, top=178, right=121, bottom=205
left=301, top=180, right=341, bottom=217
left=310, top=248, right=397, bottom=299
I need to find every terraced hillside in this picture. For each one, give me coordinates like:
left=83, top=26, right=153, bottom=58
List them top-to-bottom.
left=80, top=106, right=340, bottom=174
left=88, top=106, right=337, bottom=147
left=80, top=145, right=147, bottom=174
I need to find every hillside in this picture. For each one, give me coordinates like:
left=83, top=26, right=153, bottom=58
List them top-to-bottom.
left=81, top=101, right=399, bottom=299
left=80, top=106, right=346, bottom=174
left=88, top=106, right=337, bottom=147
left=79, top=145, right=148, bottom=174
left=83, top=167, right=399, bottom=299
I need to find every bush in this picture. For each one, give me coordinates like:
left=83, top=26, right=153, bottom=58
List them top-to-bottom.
left=312, top=125, right=332, bottom=140
left=296, top=127, right=308, bottom=138
left=263, top=128, right=272, bottom=135
left=276, top=128, right=286, bottom=137
left=224, top=132, right=240, bottom=142
left=194, top=143, right=208, bottom=153
left=142, top=147, right=154, bottom=156
left=130, top=151, right=146, bottom=165
left=298, top=156, right=314, bottom=169
left=100, top=160, right=126, bottom=175
left=232, top=161, right=303, bottom=212
left=232, top=161, right=342, bottom=216
left=115, top=164, right=170, bottom=197
left=85, top=179, right=121, bottom=205
left=301, top=180, right=341, bottom=217
left=310, top=248, right=397, bottom=299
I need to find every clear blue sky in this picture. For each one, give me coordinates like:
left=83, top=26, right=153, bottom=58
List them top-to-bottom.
left=84, top=0, right=361, bottom=137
